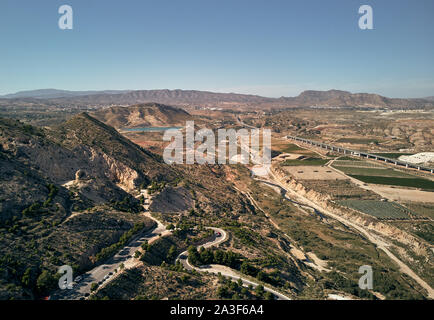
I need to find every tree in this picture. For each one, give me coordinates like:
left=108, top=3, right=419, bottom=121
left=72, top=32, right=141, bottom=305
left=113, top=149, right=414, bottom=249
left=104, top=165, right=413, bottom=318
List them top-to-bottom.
left=166, top=224, right=175, bottom=230
left=167, top=245, right=177, bottom=261
left=187, top=245, right=199, bottom=265
left=199, top=248, right=213, bottom=265
left=213, top=250, right=224, bottom=264
left=240, top=261, right=258, bottom=277
left=21, top=268, right=32, bottom=287
left=36, top=270, right=56, bottom=295
left=256, top=271, right=266, bottom=282
left=237, top=278, right=243, bottom=287
left=90, top=282, right=98, bottom=292
left=255, top=284, right=264, bottom=297
left=217, top=286, right=228, bottom=298
left=264, top=292, right=274, bottom=300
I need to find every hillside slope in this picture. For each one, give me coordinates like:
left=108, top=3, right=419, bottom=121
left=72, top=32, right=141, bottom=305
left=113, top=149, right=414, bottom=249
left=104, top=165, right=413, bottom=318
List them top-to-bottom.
left=90, top=103, right=192, bottom=129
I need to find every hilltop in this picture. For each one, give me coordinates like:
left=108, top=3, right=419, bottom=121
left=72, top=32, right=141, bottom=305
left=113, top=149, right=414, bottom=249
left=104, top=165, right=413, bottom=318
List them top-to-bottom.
left=90, top=103, right=192, bottom=129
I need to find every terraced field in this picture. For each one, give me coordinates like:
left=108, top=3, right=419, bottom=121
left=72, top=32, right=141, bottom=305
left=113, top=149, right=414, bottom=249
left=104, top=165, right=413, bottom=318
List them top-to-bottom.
left=337, top=200, right=412, bottom=219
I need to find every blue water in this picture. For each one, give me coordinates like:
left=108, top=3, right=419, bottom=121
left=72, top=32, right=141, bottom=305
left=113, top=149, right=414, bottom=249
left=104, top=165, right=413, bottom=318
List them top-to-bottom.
left=122, top=126, right=182, bottom=132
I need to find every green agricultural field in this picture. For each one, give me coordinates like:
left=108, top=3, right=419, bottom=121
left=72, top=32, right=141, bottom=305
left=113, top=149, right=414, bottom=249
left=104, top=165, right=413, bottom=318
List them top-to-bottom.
left=336, top=138, right=379, bottom=144
left=372, top=153, right=413, bottom=159
left=336, top=156, right=362, bottom=161
left=281, top=158, right=329, bottom=166
left=332, top=166, right=415, bottom=178
left=348, top=175, right=434, bottom=191
left=338, top=200, right=411, bottom=219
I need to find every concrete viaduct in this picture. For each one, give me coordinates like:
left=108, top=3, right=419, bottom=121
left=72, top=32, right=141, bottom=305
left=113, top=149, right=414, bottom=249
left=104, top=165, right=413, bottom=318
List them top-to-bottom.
left=286, top=135, right=434, bottom=175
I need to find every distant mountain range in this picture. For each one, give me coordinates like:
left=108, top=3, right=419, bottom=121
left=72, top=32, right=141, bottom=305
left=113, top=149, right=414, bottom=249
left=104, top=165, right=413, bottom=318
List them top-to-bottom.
left=1, top=88, right=434, bottom=109
left=1, top=89, right=130, bottom=99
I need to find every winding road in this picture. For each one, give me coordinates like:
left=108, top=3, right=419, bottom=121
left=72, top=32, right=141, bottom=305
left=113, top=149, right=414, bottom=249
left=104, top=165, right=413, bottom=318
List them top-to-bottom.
left=52, top=211, right=170, bottom=300
left=176, top=227, right=291, bottom=300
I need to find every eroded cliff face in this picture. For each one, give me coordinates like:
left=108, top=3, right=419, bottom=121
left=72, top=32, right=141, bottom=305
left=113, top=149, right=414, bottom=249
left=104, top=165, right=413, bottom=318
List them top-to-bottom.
left=14, top=138, right=139, bottom=193
left=90, top=149, right=139, bottom=192
left=271, top=166, right=430, bottom=256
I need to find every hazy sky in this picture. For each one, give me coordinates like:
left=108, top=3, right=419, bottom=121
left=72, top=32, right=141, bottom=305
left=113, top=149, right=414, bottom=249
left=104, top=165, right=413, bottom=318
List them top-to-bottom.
left=1, top=0, right=433, bottom=97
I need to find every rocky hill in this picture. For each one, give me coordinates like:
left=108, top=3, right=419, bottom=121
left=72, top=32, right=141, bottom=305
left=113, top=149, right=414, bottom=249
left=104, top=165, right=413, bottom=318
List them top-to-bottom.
left=90, top=103, right=192, bottom=129
left=0, top=113, right=258, bottom=299
left=0, top=115, right=168, bottom=299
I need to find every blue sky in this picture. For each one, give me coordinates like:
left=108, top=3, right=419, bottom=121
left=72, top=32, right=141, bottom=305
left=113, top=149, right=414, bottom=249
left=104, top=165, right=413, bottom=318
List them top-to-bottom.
left=0, top=0, right=433, bottom=97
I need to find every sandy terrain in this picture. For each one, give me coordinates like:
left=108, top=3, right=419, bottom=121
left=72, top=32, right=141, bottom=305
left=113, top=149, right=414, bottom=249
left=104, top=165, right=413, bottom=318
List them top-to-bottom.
left=399, top=152, right=434, bottom=164
left=274, top=153, right=304, bottom=161
left=250, top=165, right=270, bottom=176
left=283, top=166, right=346, bottom=180
left=368, top=185, right=434, bottom=203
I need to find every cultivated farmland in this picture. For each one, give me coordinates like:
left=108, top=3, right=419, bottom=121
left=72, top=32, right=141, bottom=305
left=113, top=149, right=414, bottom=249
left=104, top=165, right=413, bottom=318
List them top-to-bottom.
left=332, top=166, right=415, bottom=178
left=348, top=175, right=434, bottom=191
left=337, top=200, right=412, bottom=219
